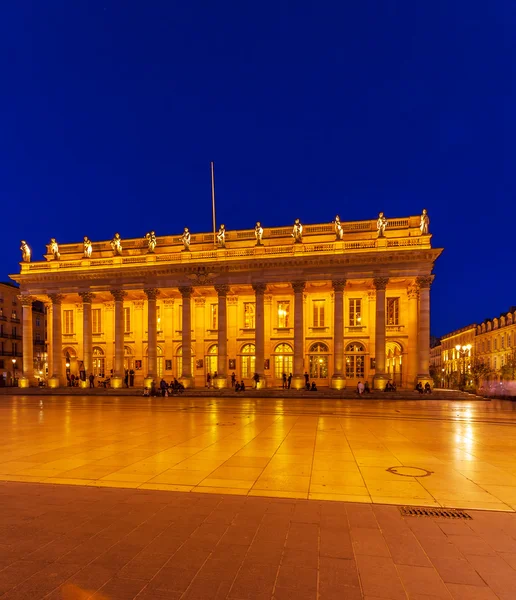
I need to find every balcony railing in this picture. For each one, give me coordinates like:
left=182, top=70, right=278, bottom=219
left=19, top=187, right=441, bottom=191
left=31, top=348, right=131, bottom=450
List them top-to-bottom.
left=10, top=318, right=20, bottom=324
left=11, top=334, right=22, bottom=340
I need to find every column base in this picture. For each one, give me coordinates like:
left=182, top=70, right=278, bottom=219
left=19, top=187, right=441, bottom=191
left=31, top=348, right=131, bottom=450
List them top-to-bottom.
left=373, top=373, right=389, bottom=390
left=331, top=374, right=346, bottom=390
left=179, top=375, right=194, bottom=389
left=213, top=375, right=228, bottom=389
left=291, top=375, right=305, bottom=390
left=18, top=376, right=30, bottom=388
left=48, top=376, right=61, bottom=389
left=111, top=376, right=123, bottom=389
left=143, top=376, right=155, bottom=390
left=255, top=377, right=266, bottom=389
left=79, top=379, right=88, bottom=389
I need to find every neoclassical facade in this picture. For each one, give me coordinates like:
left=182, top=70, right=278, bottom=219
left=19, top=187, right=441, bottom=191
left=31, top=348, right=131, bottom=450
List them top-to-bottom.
left=11, top=215, right=442, bottom=389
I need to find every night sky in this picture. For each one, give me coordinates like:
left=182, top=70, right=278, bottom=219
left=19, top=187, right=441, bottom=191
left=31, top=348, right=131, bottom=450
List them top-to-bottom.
left=1, top=1, right=513, bottom=337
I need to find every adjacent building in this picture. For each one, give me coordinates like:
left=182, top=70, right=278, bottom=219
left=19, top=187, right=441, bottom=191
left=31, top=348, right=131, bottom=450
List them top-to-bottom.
left=10, top=214, right=442, bottom=389
left=0, top=282, right=47, bottom=385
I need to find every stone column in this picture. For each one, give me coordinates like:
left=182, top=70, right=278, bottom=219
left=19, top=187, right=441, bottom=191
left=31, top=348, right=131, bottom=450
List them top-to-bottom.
left=416, top=275, right=434, bottom=387
left=373, top=277, right=389, bottom=389
left=331, top=279, right=346, bottom=389
left=291, top=280, right=306, bottom=390
left=253, top=283, right=267, bottom=388
left=407, top=283, right=419, bottom=388
left=214, top=284, right=229, bottom=388
left=179, top=286, right=194, bottom=388
left=144, top=288, right=159, bottom=388
left=110, top=289, right=126, bottom=389
left=79, top=292, right=95, bottom=389
left=48, top=294, right=64, bottom=388
left=18, top=295, right=35, bottom=387
left=194, top=298, right=205, bottom=387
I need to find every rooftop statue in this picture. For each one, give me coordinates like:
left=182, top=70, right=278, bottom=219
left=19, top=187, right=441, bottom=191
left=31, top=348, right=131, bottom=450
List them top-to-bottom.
left=420, top=209, right=430, bottom=235
left=377, top=212, right=387, bottom=238
left=334, top=215, right=343, bottom=240
left=292, top=218, right=303, bottom=243
left=255, top=221, right=263, bottom=246
left=217, top=224, right=226, bottom=248
left=181, top=227, right=191, bottom=251
left=145, top=231, right=157, bottom=253
left=111, top=233, right=123, bottom=256
left=83, top=236, right=92, bottom=259
left=50, top=238, right=60, bottom=260
left=20, top=240, right=31, bottom=263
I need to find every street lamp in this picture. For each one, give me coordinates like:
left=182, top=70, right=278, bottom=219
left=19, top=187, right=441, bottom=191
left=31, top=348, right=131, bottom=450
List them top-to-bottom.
left=455, top=344, right=472, bottom=389
left=11, top=358, right=17, bottom=386
left=441, top=367, right=445, bottom=388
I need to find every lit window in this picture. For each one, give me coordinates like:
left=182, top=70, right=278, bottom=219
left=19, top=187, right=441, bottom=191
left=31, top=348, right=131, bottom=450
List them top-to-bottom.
left=387, top=298, right=399, bottom=325
left=349, top=299, right=362, bottom=326
left=313, top=300, right=325, bottom=327
left=277, top=301, right=290, bottom=328
left=244, top=302, right=255, bottom=329
left=210, top=304, right=217, bottom=329
left=124, top=307, right=131, bottom=333
left=92, top=308, right=102, bottom=333
left=63, top=310, right=74, bottom=334
left=11, top=311, right=17, bottom=320
left=501, top=335, right=505, bottom=349
left=494, top=338, right=497, bottom=351
left=345, top=342, right=365, bottom=378
left=240, top=343, right=256, bottom=378
left=274, top=343, right=293, bottom=378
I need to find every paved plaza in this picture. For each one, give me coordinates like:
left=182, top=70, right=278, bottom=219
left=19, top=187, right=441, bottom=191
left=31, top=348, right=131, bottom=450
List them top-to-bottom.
left=1, top=395, right=516, bottom=599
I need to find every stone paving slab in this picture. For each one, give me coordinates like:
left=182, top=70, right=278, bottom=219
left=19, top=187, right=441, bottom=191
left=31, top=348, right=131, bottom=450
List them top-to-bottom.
left=0, top=482, right=515, bottom=599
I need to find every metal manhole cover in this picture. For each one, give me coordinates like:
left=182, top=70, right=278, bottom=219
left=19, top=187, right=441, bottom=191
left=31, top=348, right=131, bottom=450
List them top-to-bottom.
left=216, top=423, right=236, bottom=426
left=387, top=466, right=433, bottom=478
left=400, top=506, right=472, bottom=519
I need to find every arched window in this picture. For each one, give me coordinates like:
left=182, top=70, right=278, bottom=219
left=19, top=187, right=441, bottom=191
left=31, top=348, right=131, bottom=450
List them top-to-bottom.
left=309, top=342, right=329, bottom=379
left=345, top=342, right=365, bottom=379
left=240, top=343, right=256, bottom=379
left=274, top=343, right=293, bottom=379
left=206, top=344, right=218, bottom=376
left=124, top=345, right=134, bottom=373
left=92, top=346, right=105, bottom=377
left=176, top=346, right=195, bottom=378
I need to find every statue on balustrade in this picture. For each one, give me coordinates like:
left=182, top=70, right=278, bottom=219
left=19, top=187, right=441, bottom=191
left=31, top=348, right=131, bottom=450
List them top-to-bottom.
left=420, top=209, right=430, bottom=235
left=376, top=212, right=388, bottom=238
left=334, top=215, right=343, bottom=240
left=292, top=218, right=303, bottom=243
left=255, top=221, right=263, bottom=245
left=217, top=224, right=226, bottom=248
left=181, top=227, right=191, bottom=251
left=145, top=231, right=157, bottom=253
left=111, top=233, right=123, bottom=255
left=83, top=236, right=92, bottom=258
left=50, top=238, right=60, bottom=260
left=20, top=241, right=31, bottom=263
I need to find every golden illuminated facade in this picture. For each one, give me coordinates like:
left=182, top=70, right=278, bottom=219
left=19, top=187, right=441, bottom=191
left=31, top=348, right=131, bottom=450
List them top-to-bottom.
left=11, top=215, right=442, bottom=389
left=475, top=309, right=516, bottom=378
left=439, top=325, right=476, bottom=387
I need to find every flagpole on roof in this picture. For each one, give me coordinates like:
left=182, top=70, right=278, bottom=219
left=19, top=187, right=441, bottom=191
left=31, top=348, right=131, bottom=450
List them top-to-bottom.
left=211, top=161, right=216, bottom=248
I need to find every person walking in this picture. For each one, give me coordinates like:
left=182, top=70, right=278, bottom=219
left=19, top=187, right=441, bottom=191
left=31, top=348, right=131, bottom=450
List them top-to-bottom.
left=124, top=369, right=129, bottom=388
left=304, top=371, right=309, bottom=387
left=231, top=372, right=236, bottom=387
left=253, top=372, right=260, bottom=389
left=89, top=373, right=95, bottom=388
left=206, top=373, right=211, bottom=388
left=282, top=373, right=287, bottom=389
left=287, top=373, right=292, bottom=389
left=160, top=378, right=167, bottom=397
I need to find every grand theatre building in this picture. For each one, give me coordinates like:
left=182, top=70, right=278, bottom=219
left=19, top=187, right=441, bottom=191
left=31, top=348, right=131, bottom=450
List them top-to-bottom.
left=11, top=214, right=442, bottom=390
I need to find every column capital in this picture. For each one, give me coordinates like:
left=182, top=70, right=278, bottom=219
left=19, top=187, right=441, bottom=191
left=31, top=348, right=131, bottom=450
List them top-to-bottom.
left=416, top=275, right=434, bottom=289
left=373, top=277, right=389, bottom=291
left=332, top=279, right=347, bottom=292
left=291, top=280, right=306, bottom=294
left=252, top=283, right=267, bottom=295
left=215, top=284, right=230, bottom=297
left=407, top=284, right=419, bottom=300
left=179, top=286, right=193, bottom=299
left=144, top=288, right=160, bottom=301
left=110, top=289, right=127, bottom=302
left=78, top=292, right=96, bottom=304
left=48, top=293, right=65, bottom=305
left=18, top=295, right=36, bottom=307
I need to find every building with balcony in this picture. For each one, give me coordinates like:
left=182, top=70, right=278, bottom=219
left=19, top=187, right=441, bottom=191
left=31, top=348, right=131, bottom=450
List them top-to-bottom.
left=10, top=214, right=442, bottom=389
left=0, top=282, right=47, bottom=385
left=475, top=308, right=516, bottom=381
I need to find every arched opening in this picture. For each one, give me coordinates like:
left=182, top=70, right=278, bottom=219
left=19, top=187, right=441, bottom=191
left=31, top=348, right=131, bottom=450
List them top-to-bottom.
left=386, top=341, right=403, bottom=387
left=308, top=342, right=329, bottom=381
left=345, top=342, right=365, bottom=381
left=240, top=343, right=256, bottom=379
left=274, top=343, right=293, bottom=380
left=205, top=344, right=218, bottom=378
left=124, top=345, right=134, bottom=372
left=144, top=345, right=164, bottom=378
left=175, top=345, right=195, bottom=378
left=62, top=346, right=77, bottom=382
left=92, top=346, right=105, bottom=378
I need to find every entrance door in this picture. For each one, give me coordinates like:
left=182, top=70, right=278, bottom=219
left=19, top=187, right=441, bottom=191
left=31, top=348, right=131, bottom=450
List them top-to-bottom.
left=308, top=342, right=329, bottom=385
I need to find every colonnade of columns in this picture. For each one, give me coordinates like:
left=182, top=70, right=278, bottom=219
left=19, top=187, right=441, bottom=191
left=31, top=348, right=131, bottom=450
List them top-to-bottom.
left=19, top=276, right=433, bottom=388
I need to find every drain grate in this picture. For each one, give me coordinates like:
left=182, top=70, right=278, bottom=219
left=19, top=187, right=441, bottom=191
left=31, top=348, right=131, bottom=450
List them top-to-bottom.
left=399, top=506, right=472, bottom=519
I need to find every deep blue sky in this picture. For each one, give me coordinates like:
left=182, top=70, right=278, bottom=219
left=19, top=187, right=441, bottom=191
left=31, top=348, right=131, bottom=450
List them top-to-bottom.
left=1, top=1, right=513, bottom=337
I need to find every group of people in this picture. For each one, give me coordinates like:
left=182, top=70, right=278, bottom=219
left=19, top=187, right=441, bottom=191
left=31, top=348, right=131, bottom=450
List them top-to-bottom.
left=143, top=378, right=185, bottom=397
left=384, top=380, right=397, bottom=392
left=415, top=382, right=432, bottom=394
